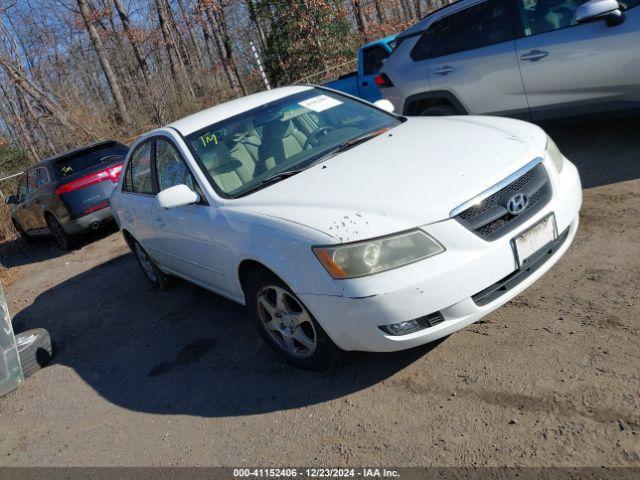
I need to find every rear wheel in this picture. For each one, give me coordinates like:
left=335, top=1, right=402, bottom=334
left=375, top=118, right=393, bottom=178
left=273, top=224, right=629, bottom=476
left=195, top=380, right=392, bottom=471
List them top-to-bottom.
left=420, top=104, right=457, bottom=116
left=45, top=214, right=74, bottom=250
left=11, top=219, right=32, bottom=244
left=132, top=240, right=171, bottom=290
left=245, top=269, right=341, bottom=371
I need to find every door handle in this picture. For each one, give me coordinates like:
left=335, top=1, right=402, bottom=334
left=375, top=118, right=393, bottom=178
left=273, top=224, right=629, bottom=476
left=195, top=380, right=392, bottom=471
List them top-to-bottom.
left=520, top=50, right=549, bottom=62
left=434, top=65, right=455, bottom=75
left=362, top=81, right=369, bottom=86
left=155, top=217, right=166, bottom=227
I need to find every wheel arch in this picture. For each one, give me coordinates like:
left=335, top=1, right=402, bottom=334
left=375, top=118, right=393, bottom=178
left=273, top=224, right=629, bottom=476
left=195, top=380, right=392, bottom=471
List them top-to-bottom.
left=403, top=90, right=468, bottom=116
left=238, top=259, right=287, bottom=299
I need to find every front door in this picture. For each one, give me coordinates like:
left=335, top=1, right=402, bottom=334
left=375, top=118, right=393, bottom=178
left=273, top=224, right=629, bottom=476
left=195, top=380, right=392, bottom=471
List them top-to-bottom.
left=424, top=0, right=529, bottom=117
left=515, top=0, right=640, bottom=120
left=148, top=138, right=229, bottom=293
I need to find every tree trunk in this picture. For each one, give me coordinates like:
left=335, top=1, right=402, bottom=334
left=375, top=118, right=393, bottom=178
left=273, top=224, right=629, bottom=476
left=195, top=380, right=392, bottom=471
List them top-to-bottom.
left=76, top=0, right=131, bottom=129
left=112, top=0, right=150, bottom=81
left=155, top=0, right=195, bottom=97
left=176, top=0, right=206, bottom=71
left=245, top=0, right=268, bottom=53
left=352, top=0, right=368, bottom=36
left=374, top=0, right=387, bottom=23
left=203, top=2, right=246, bottom=95
left=0, top=57, right=90, bottom=137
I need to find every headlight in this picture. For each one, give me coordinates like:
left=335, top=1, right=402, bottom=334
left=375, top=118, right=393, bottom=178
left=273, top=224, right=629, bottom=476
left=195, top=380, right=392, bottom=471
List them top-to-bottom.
left=546, top=135, right=564, bottom=173
left=313, top=230, right=444, bottom=279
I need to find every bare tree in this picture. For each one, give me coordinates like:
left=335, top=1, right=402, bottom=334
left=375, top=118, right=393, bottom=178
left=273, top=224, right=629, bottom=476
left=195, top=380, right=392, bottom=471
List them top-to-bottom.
left=76, top=0, right=131, bottom=128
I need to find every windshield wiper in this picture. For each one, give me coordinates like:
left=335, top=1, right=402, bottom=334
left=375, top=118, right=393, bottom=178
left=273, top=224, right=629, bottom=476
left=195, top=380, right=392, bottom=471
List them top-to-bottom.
left=307, top=128, right=389, bottom=168
left=237, top=169, right=305, bottom=197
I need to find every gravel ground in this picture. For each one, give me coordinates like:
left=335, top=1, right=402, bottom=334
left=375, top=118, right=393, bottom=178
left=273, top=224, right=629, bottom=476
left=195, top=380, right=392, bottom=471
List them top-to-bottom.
left=0, top=117, right=638, bottom=467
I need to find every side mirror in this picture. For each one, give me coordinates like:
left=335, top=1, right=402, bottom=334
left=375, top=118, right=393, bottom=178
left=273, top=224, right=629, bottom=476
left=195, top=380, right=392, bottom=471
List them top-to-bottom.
left=576, top=0, right=624, bottom=25
left=373, top=99, right=395, bottom=113
left=156, top=184, right=199, bottom=210
left=4, top=195, right=17, bottom=205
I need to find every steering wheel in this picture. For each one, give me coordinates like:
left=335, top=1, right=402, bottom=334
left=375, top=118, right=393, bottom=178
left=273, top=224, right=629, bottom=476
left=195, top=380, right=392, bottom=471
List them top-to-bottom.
left=303, top=126, right=335, bottom=150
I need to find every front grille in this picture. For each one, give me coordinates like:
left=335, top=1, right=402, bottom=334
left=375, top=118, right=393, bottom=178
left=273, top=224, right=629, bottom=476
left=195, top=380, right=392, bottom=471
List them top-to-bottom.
left=455, top=163, right=552, bottom=241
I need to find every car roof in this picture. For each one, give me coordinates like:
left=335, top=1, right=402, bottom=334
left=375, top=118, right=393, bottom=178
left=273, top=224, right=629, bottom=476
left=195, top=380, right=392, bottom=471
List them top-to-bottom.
left=397, top=0, right=470, bottom=39
left=168, top=86, right=314, bottom=136
left=34, top=140, right=125, bottom=169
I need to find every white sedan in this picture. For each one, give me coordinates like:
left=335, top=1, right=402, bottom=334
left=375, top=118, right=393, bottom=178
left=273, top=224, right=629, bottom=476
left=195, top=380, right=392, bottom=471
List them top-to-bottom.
left=110, top=86, right=582, bottom=370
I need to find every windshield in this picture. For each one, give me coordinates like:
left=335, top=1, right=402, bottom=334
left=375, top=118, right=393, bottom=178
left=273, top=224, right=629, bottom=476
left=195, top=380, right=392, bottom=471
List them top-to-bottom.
left=186, top=88, right=401, bottom=198
left=55, top=142, right=129, bottom=178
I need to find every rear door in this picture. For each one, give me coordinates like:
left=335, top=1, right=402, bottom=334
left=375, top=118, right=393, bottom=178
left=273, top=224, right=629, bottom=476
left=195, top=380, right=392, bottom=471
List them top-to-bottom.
left=421, top=0, right=529, bottom=117
left=515, top=0, right=640, bottom=120
left=359, top=44, right=393, bottom=102
left=147, top=137, right=229, bottom=292
left=19, top=171, right=40, bottom=231
left=13, top=174, right=32, bottom=231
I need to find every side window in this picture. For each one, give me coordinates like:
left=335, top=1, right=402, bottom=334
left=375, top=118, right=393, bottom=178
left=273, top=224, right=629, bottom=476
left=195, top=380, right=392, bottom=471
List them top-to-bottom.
left=447, top=0, right=514, bottom=55
left=518, top=0, right=593, bottom=37
left=411, top=18, right=449, bottom=61
left=362, top=46, right=390, bottom=76
left=155, top=139, right=196, bottom=192
left=125, top=141, right=154, bottom=195
left=37, top=168, right=49, bottom=188
left=27, top=170, right=38, bottom=194
left=17, top=175, right=28, bottom=200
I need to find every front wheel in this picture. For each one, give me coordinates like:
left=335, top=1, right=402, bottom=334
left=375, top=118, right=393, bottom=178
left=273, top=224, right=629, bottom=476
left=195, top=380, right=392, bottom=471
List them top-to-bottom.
left=12, top=219, right=32, bottom=244
left=245, top=270, right=341, bottom=371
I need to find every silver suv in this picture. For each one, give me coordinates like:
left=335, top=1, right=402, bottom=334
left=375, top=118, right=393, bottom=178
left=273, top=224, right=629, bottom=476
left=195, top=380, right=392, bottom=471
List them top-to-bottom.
left=379, top=0, right=640, bottom=120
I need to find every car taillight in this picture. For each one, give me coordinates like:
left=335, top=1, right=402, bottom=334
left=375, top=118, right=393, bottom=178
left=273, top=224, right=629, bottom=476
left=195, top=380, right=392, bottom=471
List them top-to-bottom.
left=374, top=73, right=394, bottom=88
left=55, top=164, right=123, bottom=196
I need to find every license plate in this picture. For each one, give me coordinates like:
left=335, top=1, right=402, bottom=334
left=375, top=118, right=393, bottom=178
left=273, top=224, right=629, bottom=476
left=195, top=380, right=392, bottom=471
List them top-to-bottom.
left=513, top=214, right=557, bottom=268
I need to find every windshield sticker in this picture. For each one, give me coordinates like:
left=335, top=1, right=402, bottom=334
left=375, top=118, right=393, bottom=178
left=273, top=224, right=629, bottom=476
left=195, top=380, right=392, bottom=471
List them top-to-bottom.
left=299, top=95, right=342, bottom=113
left=199, top=133, right=219, bottom=148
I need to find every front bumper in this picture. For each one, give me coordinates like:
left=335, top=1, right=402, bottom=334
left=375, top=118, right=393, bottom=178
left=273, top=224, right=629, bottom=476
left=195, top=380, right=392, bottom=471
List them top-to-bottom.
left=299, top=158, right=582, bottom=352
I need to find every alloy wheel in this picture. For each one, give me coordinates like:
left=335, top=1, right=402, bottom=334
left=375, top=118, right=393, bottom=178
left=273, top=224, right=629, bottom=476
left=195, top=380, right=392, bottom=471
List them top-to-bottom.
left=134, top=243, right=158, bottom=283
left=256, top=285, right=317, bottom=359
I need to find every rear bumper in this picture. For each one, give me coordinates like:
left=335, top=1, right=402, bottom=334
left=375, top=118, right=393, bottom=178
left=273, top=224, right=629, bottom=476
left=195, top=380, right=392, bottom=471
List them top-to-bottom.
left=63, top=207, right=114, bottom=235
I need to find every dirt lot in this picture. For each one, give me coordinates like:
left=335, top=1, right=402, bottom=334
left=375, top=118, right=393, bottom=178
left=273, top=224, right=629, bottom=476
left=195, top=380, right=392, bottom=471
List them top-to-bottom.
left=0, top=117, right=638, bottom=467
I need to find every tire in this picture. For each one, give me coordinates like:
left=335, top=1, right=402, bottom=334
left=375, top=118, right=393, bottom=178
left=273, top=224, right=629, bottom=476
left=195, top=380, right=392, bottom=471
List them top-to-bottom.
left=420, top=104, right=457, bottom=116
left=45, top=214, right=74, bottom=250
left=12, top=219, right=32, bottom=244
left=132, top=239, right=171, bottom=290
left=245, top=269, right=342, bottom=371
left=16, top=328, right=53, bottom=378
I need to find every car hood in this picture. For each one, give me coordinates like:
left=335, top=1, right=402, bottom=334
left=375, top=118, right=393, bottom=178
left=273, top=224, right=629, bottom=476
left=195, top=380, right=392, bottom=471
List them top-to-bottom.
left=231, top=116, right=548, bottom=242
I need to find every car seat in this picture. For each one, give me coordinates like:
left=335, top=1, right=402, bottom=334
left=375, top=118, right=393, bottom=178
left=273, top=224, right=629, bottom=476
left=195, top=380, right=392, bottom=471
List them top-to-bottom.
left=257, top=119, right=307, bottom=175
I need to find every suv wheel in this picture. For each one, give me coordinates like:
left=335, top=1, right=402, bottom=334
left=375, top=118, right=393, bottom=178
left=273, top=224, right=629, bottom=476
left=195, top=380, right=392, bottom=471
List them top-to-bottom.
left=420, top=104, right=457, bottom=116
left=46, top=215, right=74, bottom=250
left=12, top=219, right=32, bottom=244
left=132, top=240, right=171, bottom=290
left=245, top=269, right=341, bottom=371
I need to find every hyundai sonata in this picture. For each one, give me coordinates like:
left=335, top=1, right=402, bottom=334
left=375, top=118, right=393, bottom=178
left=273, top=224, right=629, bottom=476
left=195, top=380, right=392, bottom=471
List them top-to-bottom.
left=110, top=86, right=582, bottom=370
